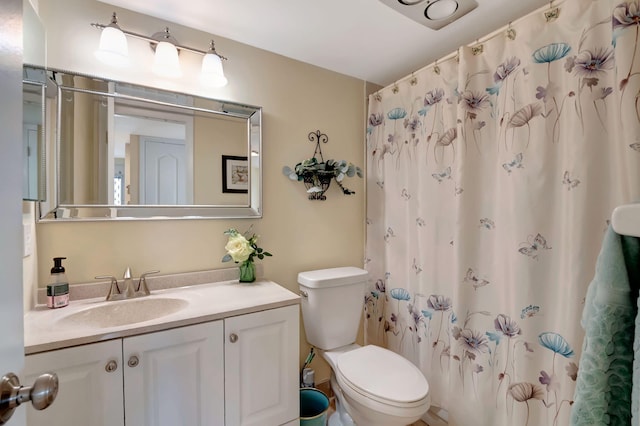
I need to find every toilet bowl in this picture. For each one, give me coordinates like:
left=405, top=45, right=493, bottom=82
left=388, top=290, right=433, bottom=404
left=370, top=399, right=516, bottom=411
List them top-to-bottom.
left=298, top=267, right=431, bottom=426
left=323, top=344, right=431, bottom=426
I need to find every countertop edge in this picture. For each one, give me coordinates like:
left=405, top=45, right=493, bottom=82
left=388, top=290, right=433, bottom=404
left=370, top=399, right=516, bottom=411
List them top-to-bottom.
left=25, top=279, right=300, bottom=355
left=25, top=298, right=299, bottom=355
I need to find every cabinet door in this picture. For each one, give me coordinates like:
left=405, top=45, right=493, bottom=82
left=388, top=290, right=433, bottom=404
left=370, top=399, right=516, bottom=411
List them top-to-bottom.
left=224, top=305, right=299, bottom=426
left=123, top=321, right=224, bottom=426
left=22, top=340, right=124, bottom=426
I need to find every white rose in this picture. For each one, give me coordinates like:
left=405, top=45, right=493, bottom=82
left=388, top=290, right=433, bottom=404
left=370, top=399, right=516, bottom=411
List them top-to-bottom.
left=225, top=234, right=254, bottom=262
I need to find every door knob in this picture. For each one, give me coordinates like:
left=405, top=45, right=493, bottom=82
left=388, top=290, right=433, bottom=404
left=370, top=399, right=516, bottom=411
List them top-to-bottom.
left=229, top=333, right=238, bottom=343
left=0, top=372, right=58, bottom=424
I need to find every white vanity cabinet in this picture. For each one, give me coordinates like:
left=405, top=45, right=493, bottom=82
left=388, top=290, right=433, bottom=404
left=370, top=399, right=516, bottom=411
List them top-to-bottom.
left=22, top=305, right=299, bottom=426
left=224, top=305, right=299, bottom=426
left=123, top=321, right=225, bottom=426
left=22, top=339, right=125, bottom=426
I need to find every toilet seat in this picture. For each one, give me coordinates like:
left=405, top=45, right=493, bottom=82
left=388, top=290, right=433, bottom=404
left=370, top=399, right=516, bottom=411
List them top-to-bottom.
left=334, top=345, right=429, bottom=408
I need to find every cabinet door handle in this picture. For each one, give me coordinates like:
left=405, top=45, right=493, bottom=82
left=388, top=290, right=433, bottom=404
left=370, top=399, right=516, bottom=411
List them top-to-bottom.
left=229, top=333, right=238, bottom=343
left=128, top=356, right=139, bottom=368
left=105, top=360, right=118, bottom=373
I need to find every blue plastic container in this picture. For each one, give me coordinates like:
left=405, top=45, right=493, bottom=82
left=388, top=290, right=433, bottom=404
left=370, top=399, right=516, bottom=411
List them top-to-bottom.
left=300, top=388, right=329, bottom=426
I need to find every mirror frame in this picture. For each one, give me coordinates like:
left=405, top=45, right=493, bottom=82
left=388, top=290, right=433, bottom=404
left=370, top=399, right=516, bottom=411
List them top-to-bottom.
left=35, top=67, right=262, bottom=221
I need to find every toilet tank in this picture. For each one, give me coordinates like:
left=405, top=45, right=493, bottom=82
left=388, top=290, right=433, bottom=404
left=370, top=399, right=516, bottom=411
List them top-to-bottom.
left=298, top=267, right=369, bottom=350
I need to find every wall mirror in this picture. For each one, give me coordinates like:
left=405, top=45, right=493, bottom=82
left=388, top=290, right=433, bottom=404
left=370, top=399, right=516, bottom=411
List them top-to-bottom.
left=23, top=0, right=47, bottom=202
left=37, top=67, right=262, bottom=221
left=22, top=70, right=47, bottom=201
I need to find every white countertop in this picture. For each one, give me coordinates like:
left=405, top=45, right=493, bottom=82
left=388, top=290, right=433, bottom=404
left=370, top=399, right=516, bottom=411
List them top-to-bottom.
left=25, top=279, right=300, bottom=355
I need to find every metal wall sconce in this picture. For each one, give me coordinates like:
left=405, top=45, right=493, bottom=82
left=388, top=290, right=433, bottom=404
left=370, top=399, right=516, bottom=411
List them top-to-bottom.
left=92, top=12, right=228, bottom=87
left=282, top=130, right=363, bottom=201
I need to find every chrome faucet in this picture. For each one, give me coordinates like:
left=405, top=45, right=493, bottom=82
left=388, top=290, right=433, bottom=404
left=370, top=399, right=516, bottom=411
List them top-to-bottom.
left=123, top=267, right=135, bottom=298
left=96, top=268, right=160, bottom=301
left=136, top=270, right=160, bottom=297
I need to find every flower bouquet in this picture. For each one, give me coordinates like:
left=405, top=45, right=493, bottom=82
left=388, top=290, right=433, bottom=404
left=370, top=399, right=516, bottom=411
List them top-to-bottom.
left=222, top=228, right=272, bottom=283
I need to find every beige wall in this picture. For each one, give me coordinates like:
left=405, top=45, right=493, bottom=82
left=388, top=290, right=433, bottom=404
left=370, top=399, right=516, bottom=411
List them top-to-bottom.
left=33, top=0, right=369, bottom=382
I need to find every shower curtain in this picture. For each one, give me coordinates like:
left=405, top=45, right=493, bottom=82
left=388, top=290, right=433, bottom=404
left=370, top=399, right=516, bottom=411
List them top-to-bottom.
left=364, top=0, right=640, bottom=425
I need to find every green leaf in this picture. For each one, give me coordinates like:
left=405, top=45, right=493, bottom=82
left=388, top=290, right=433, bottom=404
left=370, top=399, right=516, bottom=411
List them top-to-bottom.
left=263, top=252, right=272, bottom=257
left=258, top=254, right=264, bottom=259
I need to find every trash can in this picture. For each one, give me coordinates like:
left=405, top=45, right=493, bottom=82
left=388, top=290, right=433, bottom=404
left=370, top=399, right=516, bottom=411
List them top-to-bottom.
left=300, top=387, right=329, bottom=426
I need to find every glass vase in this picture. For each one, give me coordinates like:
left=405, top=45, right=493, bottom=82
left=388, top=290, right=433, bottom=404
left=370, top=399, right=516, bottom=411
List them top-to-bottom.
left=239, top=260, right=256, bottom=283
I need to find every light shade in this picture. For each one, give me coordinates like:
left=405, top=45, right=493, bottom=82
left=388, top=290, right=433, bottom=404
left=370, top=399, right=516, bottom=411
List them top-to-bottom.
left=425, top=0, right=458, bottom=20
left=94, top=25, right=129, bottom=67
left=152, top=41, right=182, bottom=78
left=201, top=53, right=228, bottom=87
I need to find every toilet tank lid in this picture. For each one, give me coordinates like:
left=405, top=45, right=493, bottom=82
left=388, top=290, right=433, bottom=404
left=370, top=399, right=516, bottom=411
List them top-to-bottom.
left=298, top=267, right=369, bottom=288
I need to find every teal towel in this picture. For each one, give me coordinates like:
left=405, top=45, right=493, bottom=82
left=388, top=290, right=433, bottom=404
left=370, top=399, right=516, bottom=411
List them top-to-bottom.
left=571, top=226, right=640, bottom=426
left=634, top=290, right=640, bottom=426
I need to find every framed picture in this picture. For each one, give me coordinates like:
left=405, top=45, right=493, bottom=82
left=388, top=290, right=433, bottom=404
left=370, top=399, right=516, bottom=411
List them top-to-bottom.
left=222, top=155, right=249, bottom=193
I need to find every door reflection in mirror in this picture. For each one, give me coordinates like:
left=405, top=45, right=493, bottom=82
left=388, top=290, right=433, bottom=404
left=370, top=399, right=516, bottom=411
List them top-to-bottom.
left=114, top=105, right=190, bottom=206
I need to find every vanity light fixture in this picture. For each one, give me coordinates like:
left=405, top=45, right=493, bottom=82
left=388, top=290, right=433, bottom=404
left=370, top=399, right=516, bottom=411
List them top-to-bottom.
left=92, top=12, right=228, bottom=86
left=94, top=12, right=129, bottom=67
left=151, top=28, right=182, bottom=78
left=200, top=40, right=228, bottom=87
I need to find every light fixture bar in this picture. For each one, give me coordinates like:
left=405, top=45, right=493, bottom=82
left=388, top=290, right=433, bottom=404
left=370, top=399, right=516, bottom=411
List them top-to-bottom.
left=91, top=13, right=229, bottom=86
left=90, top=22, right=227, bottom=60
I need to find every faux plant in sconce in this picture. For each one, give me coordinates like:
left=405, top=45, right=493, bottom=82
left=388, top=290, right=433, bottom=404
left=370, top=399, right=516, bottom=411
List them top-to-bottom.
left=282, top=130, right=363, bottom=200
left=222, top=228, right=272, bottom=283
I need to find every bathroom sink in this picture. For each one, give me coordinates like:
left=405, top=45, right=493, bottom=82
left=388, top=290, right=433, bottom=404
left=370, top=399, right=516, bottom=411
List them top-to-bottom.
left=57, top=298, right=189, bottom=328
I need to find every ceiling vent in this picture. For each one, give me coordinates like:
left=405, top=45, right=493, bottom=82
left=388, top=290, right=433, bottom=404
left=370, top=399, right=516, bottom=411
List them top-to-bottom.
left=379, top=0, right=478, bottom=30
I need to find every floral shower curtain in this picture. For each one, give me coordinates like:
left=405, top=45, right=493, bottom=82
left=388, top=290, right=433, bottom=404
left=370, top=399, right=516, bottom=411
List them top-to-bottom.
left=364, top=0, right=640, bottom=425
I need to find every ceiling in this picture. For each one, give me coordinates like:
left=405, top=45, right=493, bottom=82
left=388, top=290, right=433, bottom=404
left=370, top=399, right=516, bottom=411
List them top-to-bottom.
left=98, top=0, right=549, bottom=87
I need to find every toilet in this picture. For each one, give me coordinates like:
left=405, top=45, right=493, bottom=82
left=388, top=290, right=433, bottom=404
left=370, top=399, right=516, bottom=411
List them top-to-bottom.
left=298, top=267, right=431, bottom=426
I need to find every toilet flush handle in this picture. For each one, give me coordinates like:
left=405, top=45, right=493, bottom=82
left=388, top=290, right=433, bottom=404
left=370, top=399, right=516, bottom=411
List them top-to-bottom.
left=299, top=290, right=308, bottom=298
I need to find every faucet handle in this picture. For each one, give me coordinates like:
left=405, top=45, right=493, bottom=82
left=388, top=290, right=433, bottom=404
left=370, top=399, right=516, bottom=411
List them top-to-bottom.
left=137, top=270, right=160, bottom=296
left=95, top=275, right=121, bottom=301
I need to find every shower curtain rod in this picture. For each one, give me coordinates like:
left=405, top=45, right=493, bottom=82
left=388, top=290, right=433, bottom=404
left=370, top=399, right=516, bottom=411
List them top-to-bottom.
left=373, top=0, right=568, bottom=96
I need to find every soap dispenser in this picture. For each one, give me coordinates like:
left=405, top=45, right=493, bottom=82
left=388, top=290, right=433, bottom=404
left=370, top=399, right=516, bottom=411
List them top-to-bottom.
left=47, top=257, right=69, bottom=309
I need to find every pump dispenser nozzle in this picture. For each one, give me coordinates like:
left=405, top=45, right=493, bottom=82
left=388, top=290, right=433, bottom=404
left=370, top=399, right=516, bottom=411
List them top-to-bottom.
left=51, top=257, right=67, bottom=274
